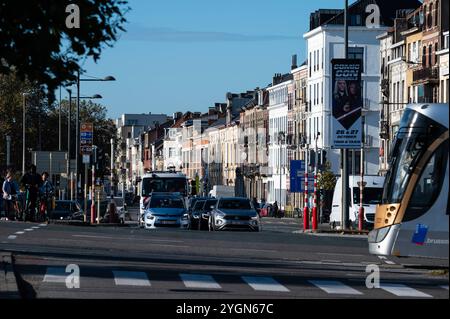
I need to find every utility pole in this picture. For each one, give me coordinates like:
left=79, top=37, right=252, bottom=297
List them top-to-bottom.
left=341, top=0, right=350, bottom=230
left=76, top=71, right=80, bottom=199
left=59, top=87, right=62, bottom=151
left=67, top=89, right=72, bottom=195
left=22, top=93, right=27, bottom=176
left=359, top=116, right=365, bottom=231
left=312, top=133, right=320, bottom=230
left=6, top=136, right=11, bottom=167
left=111, top=138, right=114, bottom=197
left=303, top=144, right=309, bottom=230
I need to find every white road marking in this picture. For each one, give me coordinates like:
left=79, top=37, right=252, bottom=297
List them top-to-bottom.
left=39, top=224, right=48, bottom=227
left=32, top=226, right=40, bottom=229
left=24, top=228, right=33, bottom=231
left=15, top=231, right=25, bottom=235
left=72, top=234, right=184, bottom=243
left=7, top=235, right=17, bottom=240
left=318, top=252, right=365, bottom=257
left=377, top=256, right=387, bottom=260
left=321, top=260, right=341, bottom=263
left=384, top=260, right=396, bottom=265
left=43, top=267, right=67, bottom=283
left=112, top=271, right=151, bottom=287
left=180, top=274, right=221, bottom=289
left=242, top=276, right=290, bottom=292
left=308, top=280, right=363, bottom=295
left=380, top=283, right=432, bottom=298
left=440, top=285, right=448, bottom=290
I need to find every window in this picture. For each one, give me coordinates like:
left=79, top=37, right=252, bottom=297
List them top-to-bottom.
left=434, top=43, right=438, bottom=65
left=428, top=45, right=432, bottom=67
left=422, top=46, right=427, bottom=67
left=348, top=47, right=364, bottom=71
left=309, top=52, right=312, bottom=76
left=405, top=141, right=449, bottom=221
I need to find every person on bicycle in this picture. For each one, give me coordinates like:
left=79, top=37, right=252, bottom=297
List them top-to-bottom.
left=20, top=164, right=42, bottom=221
left=2, top=170, right=19, bottom=220
left=39, top=172, right=54, bottom=219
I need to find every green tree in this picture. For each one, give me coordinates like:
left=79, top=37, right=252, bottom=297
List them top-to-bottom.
left=0, top=0, right=129, bottom=101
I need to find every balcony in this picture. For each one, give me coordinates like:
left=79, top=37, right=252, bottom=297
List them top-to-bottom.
left=413, top=67, right=439, bottom=83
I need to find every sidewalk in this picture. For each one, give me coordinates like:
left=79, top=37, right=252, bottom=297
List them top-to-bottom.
left=0, top=252, right=20, bottom=299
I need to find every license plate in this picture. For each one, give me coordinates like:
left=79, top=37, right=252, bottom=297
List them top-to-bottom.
left=160, top=220, right=176, bottom=224
left=229, top=220, right=244, bottom=225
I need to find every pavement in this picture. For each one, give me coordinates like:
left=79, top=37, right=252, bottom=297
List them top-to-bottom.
left=0, top=206, right=447, bottom=300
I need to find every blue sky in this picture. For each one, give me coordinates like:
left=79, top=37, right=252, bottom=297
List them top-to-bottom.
left=79, top=0, right=350, bottom=120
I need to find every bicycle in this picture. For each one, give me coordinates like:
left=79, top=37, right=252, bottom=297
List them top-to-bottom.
left=22, top=185, right=39, bottom=222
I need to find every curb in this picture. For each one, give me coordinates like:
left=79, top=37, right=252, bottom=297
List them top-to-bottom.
left=48, top=220, right=128, bottom=227
left=293, top=229, right=368, bottom=238
left=0, top=252, right=21, bottom=299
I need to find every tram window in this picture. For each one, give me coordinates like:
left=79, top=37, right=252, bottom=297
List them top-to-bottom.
left=404, top=141, right=449, bottom=221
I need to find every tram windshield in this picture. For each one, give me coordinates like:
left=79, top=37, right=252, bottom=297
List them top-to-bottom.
left=382, top=109, right=447, bottom=204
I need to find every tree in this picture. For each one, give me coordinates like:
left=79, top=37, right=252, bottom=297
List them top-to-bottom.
left=0, top=0, right=129, bottom=101
left=317, top=161, right=337, bottom=221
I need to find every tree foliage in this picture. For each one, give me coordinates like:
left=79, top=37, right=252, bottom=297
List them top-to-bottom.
left=0, top=0, right=129, bottom=101
left=317, top=161, right=337, bottom=191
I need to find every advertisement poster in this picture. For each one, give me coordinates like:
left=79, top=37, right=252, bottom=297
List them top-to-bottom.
left=331, top=59, right=362, bottom=149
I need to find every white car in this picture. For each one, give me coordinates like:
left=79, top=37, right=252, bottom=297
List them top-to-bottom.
left=143, top=194, right=189, bottom=229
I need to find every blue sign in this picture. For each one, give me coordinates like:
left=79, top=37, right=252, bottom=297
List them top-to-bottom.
left=80, top=132, right=93, bottom=139
left=290, top=161, right=314, bottom=192
left=412, top=224, right=428, bottom=246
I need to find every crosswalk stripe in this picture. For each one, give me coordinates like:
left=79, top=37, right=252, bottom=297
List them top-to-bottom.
left=39, top=224, right=48, bottom=227
left=32, top=226, right=40, bottom=229
left=24, top=228, right=33, bottom=231
left=15, top=231, right=25, bottom=234
left=7, top=235, right=17, bottom=240
left=43, top=267, right=67, bottom=283
left=112, top=271, right=151, bottom=287
left=180, top=274, right=221, bottom=289
left=242, top=276, right=290, bottom=292
left=308, top=280, right=362, bottom=295
left=380, top=283, right=432, bottom=298
left=440, top=285, right=448, bottom=290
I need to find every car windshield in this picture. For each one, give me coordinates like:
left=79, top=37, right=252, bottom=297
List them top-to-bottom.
left=149, top=197, right=184, bottom=209
left=203, top=199, right=217, bottom=210
left=218, top=199, right=252, bottom=210
left=193, top=200, right=205, bottom=210
left=55, top=202, right=71, bottom=211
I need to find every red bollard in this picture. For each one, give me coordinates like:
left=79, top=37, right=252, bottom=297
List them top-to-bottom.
left=91, top=202, right=95, bottom=224
left=303, top=206, right=309, bottom=230
left=312, top=206, right=317, bottom=230
left=358, top=206, right=364, bottom=231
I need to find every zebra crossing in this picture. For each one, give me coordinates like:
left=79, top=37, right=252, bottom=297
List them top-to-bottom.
left=41, top=267, right=448, bottom=298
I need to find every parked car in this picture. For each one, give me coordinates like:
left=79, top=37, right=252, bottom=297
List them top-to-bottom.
left=143, top=193, right=189, bottom=229
left=209, top=197, right=260, bottom=232
left=199, top=198, right=218, bottom=230
left=73, top=199, right=110, bottom=222
left=188, top=199, right=206, bottom=230
left=49, top=200, right=83, bottom=220
left=259, top=203, right=272, bottom=217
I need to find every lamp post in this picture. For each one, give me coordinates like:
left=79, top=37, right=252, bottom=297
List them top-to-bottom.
left=75, top=73, right=115, bottom=199
left=22, top=93, right=29, bottom=176
left=277, top=131, right=285, bottom=211
left=312, top=132, right=320, bottom=230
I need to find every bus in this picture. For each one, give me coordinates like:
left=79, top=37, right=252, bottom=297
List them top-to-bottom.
left=368, top=104, right=449, bottom=259
left=139, top=171, right=189, bottom=225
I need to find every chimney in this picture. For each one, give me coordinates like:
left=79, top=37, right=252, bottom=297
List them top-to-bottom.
left=291, top=54, right=298, bottom=70
left=226, top=92, right=233, bottom=126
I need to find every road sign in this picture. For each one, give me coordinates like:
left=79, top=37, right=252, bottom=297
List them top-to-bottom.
left=80, top=122, right=93, bottom=154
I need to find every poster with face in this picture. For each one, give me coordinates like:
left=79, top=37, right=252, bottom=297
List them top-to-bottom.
left=331, top=59, right=362, bottom=149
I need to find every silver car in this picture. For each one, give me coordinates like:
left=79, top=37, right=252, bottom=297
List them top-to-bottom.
left=144, top=194, right=189, bottom=229
left=209, top=197, right=260, bottom=232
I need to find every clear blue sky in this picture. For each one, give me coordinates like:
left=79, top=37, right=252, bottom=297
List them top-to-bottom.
left=79, top=0, right=351, bottom=120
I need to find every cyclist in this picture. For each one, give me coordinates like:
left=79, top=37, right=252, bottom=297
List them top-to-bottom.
left=20, top=164, right=42, bottom=221
left=2, top=170, right=19, bottom=220
left=39, top=172, right=54, bottom=221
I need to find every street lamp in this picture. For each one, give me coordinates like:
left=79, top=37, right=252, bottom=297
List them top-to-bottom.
left=75, top=71, right=115, bottom=199
left=22, top=92, right=30, bottom=175
left=277, top=131, right=285, bottom=211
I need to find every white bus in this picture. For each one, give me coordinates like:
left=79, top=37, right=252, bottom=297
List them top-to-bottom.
left=369, top=104, right=449, bottom=259
left=139, top=171, right=189, bottom=225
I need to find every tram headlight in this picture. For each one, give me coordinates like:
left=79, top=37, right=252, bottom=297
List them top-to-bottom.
left=368, top=226, right=391, bottom=243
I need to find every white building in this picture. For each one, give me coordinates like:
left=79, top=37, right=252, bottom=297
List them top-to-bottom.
left=303, top=25, right=388, bottom=176
left=437, top=31, right=449, bottom=103
left=267, top=74, right=293, bottom=208
left=163, top=127, right=183, bottom=171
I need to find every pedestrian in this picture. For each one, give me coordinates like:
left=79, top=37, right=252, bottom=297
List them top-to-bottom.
left=2, top=170, right=19, bottom=220
left=106, top=195, right=119, bottom=223
left=273, top=201, right=279, bottom=218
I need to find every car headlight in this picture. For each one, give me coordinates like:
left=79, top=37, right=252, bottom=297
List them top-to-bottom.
left=215, top=211, right=225, bottom=219
left=192, top=212, right=200, bottom=219
left=182, top=213, right=189, bottom=220
left=146, top=214, right=155, bottom=220
left=251, top=215, right=259, bottom=220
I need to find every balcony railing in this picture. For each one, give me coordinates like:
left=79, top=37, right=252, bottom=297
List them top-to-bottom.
left=413, top=67, right=439, bottom=83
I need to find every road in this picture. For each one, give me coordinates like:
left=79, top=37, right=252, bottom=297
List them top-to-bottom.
left=0, top=208, right=448, bottom=300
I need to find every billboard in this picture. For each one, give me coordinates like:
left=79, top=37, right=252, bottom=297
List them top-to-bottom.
left=331, top=59, right=362, bottom=149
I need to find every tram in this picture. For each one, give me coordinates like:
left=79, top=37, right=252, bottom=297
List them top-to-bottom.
left=368, top=103, right=449, bottom=259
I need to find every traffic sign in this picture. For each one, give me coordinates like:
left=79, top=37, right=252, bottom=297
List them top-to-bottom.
left=80, top=122, right=94, bottom=154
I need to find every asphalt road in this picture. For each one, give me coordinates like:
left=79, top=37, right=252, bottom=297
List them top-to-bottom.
left=0, top=208, right=448, bottom=300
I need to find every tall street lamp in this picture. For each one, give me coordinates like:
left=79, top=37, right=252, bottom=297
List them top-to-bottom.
left=75, top=72, right=115, bottom=198
left=22, top=92, right=30, bottom=175
left=277, top=131, right=285, bottom=210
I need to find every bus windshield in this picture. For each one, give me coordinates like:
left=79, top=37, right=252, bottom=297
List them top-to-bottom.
left=382, top=109, right=447, bottom=204
left=142, top=177, right=187, bottom=196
